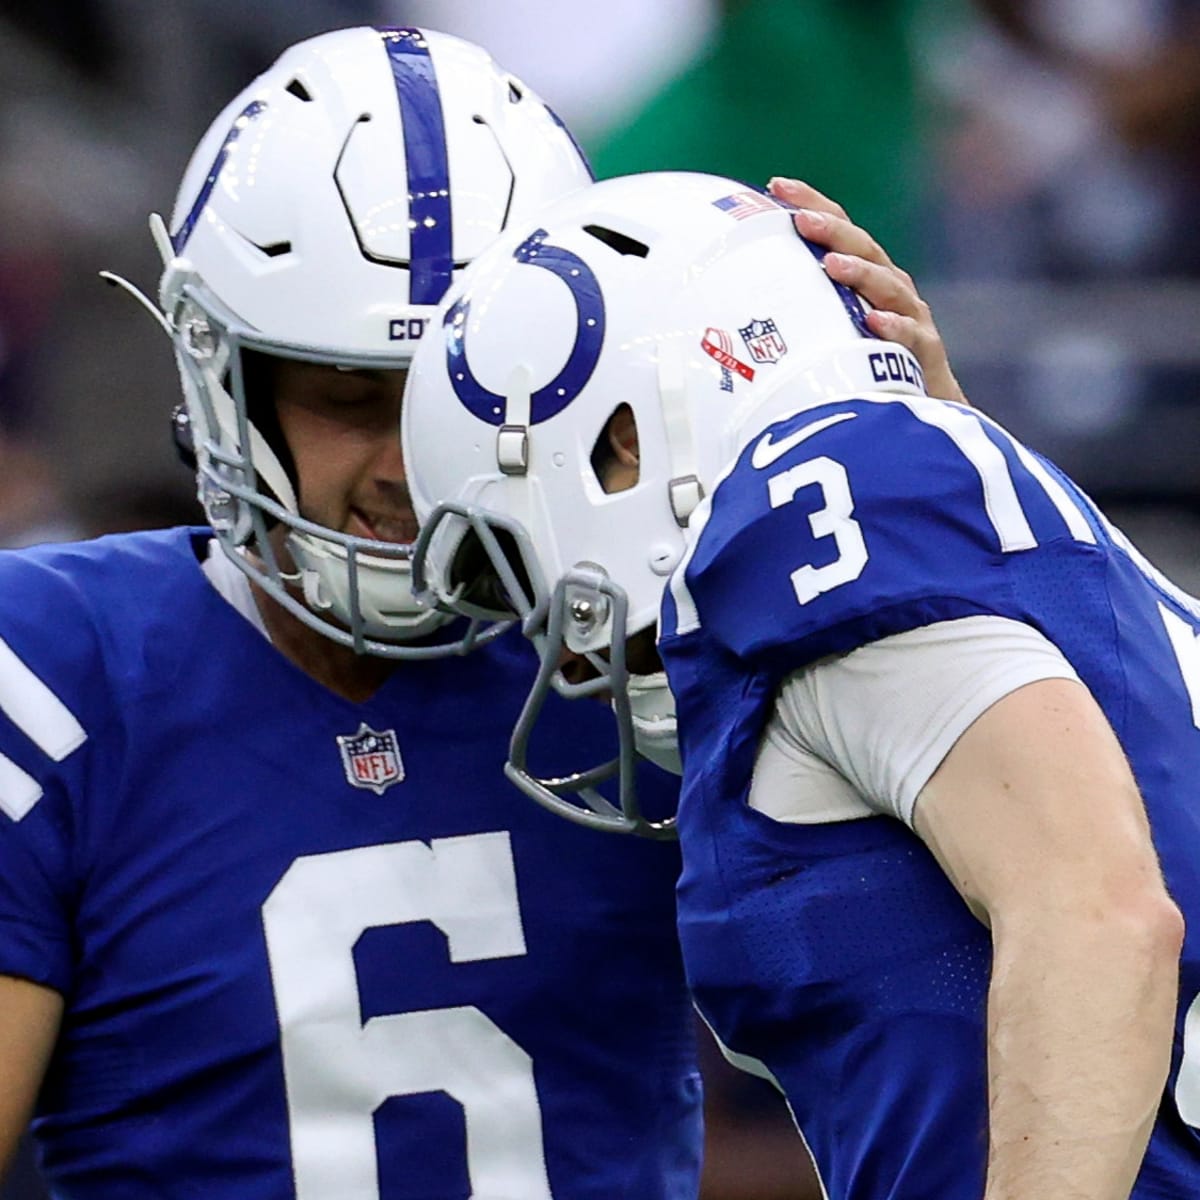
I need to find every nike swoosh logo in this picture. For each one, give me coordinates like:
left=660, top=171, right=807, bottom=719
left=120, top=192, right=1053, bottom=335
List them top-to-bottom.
left=750, top=411, right=858, bottom=469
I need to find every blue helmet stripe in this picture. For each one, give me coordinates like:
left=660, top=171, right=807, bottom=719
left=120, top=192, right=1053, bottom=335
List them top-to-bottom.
left=378, top=28, right=453, bottom=305
left=170, top=100, right=267, bottom=255
left=544, top=103, right=595, bottom=181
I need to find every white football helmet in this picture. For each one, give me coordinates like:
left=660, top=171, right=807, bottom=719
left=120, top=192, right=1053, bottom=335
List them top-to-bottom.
left=115, top=25, right=591, bottom=656
left=404, top=171, right=928, bottom=832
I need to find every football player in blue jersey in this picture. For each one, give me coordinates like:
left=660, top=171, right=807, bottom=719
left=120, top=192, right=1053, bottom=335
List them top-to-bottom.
left=0, top=27, right=953, bottom=1200
left=0, top=28, right=698, bottom=1198
left=404, top=171, right=1198, bottom=1199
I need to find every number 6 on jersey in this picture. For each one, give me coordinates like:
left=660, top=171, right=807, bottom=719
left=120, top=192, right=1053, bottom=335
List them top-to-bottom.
left=262, top=832, right=551, bottom=1199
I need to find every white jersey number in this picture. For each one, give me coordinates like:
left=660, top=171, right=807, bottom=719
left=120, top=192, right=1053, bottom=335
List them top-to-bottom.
left=768, top=455, right=869, bottom=605
left=261, top=832, right=551, bottom=1199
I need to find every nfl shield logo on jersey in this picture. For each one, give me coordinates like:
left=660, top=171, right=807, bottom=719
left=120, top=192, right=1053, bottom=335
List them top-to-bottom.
left=738, top=317, right=788, bottom=364
left=336, top=724, right=405, bottom=794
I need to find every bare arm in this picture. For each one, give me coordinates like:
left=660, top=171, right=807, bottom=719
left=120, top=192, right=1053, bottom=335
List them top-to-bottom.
left=767, top=177, right=967, bottom=406
left=914, top=678, right=1183, bottom=1200
left=0, top=975, right=62, bottom=1180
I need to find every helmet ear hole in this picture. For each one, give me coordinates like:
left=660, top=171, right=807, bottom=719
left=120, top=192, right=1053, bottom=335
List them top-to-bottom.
left=591, top=404, right=640, bottom=494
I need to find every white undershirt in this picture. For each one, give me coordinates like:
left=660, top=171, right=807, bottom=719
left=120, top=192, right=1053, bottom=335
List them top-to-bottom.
left=201, top=540, right=270, bottom=641
left=748, top=615, right=1081, bottom=828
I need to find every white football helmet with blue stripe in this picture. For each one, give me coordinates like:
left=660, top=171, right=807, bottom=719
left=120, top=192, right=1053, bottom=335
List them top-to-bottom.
left=146, top=26, right=591, bottom=656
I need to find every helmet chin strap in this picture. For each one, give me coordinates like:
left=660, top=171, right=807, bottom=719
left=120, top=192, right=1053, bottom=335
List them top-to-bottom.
left=213, top=382, right=298, bottom=517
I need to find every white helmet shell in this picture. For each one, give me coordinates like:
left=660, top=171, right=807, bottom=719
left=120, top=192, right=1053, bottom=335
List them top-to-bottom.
left=403, top=170, right=927, bottom=830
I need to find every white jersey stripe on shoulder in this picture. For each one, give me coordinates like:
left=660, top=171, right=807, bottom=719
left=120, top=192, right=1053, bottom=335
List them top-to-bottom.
left=899, top=397, right=1037, bottom=552
left=969, top=409, right=1098, bottom=545
left=1007, top=441, right=1097, bottom=544
left=1159, top=603, right=1200, bottom=727
left=0, top=637, right=86, bottom=761
left=0, top=752, right=43, bottom=821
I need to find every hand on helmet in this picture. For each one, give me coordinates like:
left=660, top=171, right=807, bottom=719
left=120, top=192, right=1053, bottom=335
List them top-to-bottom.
left=768, top=177, right=967, bottom=406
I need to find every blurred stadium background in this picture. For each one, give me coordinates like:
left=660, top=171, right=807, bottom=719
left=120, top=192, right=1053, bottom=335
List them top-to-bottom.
left=1, top=1, right=1197, bottom=1197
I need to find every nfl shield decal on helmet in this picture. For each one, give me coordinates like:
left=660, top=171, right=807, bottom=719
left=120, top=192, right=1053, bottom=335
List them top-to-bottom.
left=738, top=318, right=788, bottom=364
left=337, top=724, right=405, bottom=794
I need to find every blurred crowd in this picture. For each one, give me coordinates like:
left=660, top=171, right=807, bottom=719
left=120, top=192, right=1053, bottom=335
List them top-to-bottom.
left=3, top=1, right=1198, bottom=563
left=1, top=2, right=1198, bottom=1197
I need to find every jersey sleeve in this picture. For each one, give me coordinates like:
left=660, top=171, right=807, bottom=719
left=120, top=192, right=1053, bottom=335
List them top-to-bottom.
left=673, top=396, right=1076, bottom=674
left=0, top=548, right=115, bottom=993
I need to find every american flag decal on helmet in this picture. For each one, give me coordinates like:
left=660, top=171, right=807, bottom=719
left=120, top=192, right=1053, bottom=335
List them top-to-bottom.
left=711, top=191, right=779, bottom=222
left=337, top=723, right=405, bottom=794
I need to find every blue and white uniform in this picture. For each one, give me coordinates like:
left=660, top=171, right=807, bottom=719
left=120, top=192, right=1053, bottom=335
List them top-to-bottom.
left=660, top=390, right=1200, bottom=1198
left=0, top=528, right=699, bottom=1199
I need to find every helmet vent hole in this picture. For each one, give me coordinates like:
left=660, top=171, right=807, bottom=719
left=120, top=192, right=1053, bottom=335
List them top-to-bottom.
left=285, top=78, right=312, bottom=101
left=508, top=81, right=523, bottom=103
left=583, top=225, right=649, bottom=258
left=261, top=241, right=292, bottom=258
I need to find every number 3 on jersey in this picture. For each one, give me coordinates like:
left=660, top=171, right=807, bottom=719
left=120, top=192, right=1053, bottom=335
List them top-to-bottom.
left=768, top=455, right=869, bottom=605
left=262, top=832, right=551, bottom=1199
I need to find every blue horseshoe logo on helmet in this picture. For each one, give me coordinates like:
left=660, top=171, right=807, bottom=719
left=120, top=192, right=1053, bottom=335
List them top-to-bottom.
left=444, top=228, right=605, bottom=426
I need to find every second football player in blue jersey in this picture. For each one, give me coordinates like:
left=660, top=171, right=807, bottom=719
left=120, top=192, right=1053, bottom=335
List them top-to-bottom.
left=403, top=172, right=1199, bottom=1198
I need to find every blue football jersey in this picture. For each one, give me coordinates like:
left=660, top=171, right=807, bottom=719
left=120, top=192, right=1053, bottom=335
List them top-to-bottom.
left=659, top=393, right=1200, bottom=1198
left=0, top=528, right=699, bottom=1199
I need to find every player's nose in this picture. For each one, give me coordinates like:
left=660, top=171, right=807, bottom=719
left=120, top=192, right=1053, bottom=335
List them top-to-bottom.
left=371, top=431, right=408, bottom=485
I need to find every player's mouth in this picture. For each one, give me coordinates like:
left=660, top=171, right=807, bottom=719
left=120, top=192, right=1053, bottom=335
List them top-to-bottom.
left=348, top=508, right=419, bottom=545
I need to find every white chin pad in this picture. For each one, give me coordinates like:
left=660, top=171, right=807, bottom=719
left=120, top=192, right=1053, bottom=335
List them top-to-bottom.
left=288, top=530, right=448, bottom=641
left=625, top=670, right=682, bottom=776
